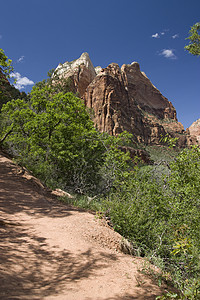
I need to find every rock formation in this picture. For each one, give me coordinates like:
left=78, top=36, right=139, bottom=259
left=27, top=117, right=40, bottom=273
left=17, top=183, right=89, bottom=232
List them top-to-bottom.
left=54, top=52, right=96, bottom=97
left=54, top=53, right=197, bottom=147
left=187, top=119, right=200, bottom=144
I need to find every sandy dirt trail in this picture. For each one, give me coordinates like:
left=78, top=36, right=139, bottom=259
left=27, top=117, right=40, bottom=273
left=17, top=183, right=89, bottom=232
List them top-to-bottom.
left=0, top=153, right=164, bottom=299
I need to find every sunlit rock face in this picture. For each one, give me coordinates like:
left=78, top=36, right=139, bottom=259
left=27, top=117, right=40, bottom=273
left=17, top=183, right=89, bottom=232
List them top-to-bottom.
left=54, top=52, right=96, bottom=97
left=54, top=53, right=196, bottom=147
left=187, top=119, right=200, bottom=145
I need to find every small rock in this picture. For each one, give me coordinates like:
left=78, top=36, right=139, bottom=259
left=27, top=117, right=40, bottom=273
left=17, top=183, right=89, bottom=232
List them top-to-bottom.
left=51, top=188, right=74, bottom=198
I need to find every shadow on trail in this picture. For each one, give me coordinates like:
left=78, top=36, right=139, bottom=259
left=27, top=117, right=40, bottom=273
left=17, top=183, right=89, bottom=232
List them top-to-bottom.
left=0, top=154, right=164, bottom=299
left=0, top=155, right=83, bottom=218
left=0, top=221, right=117, bottom=299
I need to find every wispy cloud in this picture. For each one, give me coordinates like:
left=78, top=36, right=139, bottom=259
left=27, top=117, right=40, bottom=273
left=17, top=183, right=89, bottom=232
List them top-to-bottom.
left=152, top=29, right=170, bottom=39
left=152, top=33, right=160, bottom=38
left=172, top=34, right=179, bottom=39
left=159, top=49, right=177, bottom=59
left=17, top=56, right=25, bottom=63
left=10, top=72, right=34, bottom=90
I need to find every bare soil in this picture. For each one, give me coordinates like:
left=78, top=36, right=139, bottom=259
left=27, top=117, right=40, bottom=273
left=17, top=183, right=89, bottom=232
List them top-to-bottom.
left=0, top=152, right=165, bottom=299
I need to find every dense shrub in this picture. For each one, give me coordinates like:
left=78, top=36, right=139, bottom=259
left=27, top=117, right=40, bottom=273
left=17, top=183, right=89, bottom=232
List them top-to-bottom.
left=102, top=146, right=200, bottom=295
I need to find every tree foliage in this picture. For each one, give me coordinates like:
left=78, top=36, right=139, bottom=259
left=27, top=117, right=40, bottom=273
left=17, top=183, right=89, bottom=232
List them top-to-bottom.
left=185, top=22, right=200, bottom=56
left=0, top=48, right=13, bottom=78
left=0, top=48, right=24, bottom=110
left=0, top=81, right=132, bottom=194
left=1, top=85, right=98, bottom=190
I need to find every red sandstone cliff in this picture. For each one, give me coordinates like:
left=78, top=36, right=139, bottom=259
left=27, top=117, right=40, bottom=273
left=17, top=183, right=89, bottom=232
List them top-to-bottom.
left=54, top=53, right=197, bottom=147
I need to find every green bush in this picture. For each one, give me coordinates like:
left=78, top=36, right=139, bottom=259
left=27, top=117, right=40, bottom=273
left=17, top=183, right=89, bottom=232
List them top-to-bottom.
left=101, top=146, right=200, bottom=294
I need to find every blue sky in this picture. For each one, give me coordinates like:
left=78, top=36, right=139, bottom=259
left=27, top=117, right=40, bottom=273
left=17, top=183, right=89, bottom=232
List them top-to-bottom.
left=0, top=0, right=199, bottom=129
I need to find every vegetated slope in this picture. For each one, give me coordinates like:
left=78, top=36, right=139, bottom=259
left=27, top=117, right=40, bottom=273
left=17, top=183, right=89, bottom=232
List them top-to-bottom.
left=0, top=152, right=165, bottom=300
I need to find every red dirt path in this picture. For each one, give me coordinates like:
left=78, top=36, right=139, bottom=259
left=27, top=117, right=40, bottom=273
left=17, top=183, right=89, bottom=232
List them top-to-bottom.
left=0, top=153, right=165, bottom=299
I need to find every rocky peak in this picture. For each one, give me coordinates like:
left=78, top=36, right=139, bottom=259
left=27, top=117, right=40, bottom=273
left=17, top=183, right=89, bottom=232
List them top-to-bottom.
left=54, top=52, right=96, bottom=97
left=55, top=52, right=96, bottom=77
left=54, top=53, right=197, bottom=147
left=84, top=60, right=183, bottom=144
left=120, top=62, right=177, bottom=120
left=95, top=66, right=102, bottom=75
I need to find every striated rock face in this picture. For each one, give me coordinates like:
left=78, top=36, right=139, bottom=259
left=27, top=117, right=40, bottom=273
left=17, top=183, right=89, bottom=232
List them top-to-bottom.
left=54, top=52, right=96, bottom=97
left=54, top=53, right=196, bottom=147
left=84, top=62, right=189, bottom=146
left=121, top=62, right=177, bottom=120
left=187, top=119, right=200, bottom=145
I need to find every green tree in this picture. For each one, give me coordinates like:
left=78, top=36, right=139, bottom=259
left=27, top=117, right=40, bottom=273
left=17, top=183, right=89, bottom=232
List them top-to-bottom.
left=185, top=22, right=200, bottom=56
left=0, top=48, right=13, bottom=78
left=0, top=48, right=23, bottom=110
left=34, top=68, right=73, bottom=95
left=1, top=72, right=133, bottom=194
left=0, top=84, right=104, bottom=192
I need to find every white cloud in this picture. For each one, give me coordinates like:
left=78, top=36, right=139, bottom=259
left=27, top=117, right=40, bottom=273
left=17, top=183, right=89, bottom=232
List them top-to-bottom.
left=152, top=29, right=170, bottom=38
left=152, top=33, right=160, bottom=38
left=172, top=34, right=179, bottom=39
left=159, top=49, right=177, bottom=59
left=17, top=56, right=25, bottom=63
left=10, top=72, right=34, bottom=90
